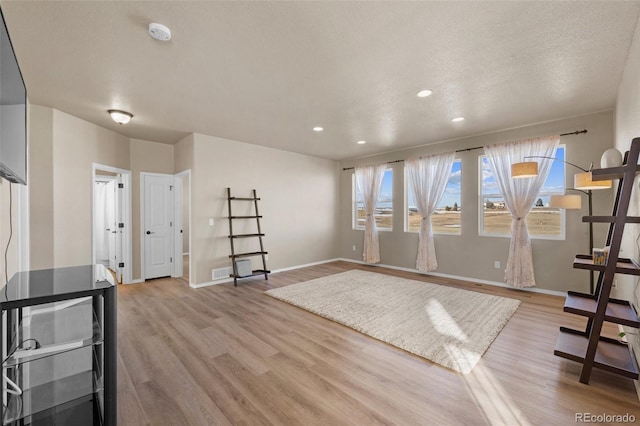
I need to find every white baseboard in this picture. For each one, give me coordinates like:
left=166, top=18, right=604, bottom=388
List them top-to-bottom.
left=183, top=252, right=189, bottom=256
left=186, top=257, right=565, bottom=297
left=190, top=258, right=342, bottom=289
left=271, top=258, right=342, bottom=274
left=337, top=258, right=567, bottom=297
left=190, top=278, right=232, bottom=288
left=126, top=279, right=145, bottom=285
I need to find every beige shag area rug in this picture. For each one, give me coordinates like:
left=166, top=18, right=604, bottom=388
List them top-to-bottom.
left=265, top=269, right=520, bottom=374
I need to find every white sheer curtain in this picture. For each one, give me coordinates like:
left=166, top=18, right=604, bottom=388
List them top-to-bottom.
left=484, top=135, right=559, bottom=288
left=406, top=152, right=455, bottom=272
left=355, top=164, right=388, bottom=264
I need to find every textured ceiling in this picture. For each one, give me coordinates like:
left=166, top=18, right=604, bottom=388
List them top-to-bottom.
left=2, top=1, right=640, bottom=160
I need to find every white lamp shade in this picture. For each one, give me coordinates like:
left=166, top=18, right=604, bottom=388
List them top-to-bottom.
left=601, top=148, right=623, bottom=168
left=511, top=161, right=538, bottom=178
left=574, top=171, right=612, bottom=190
left=549, top=194, right=582, bottom=209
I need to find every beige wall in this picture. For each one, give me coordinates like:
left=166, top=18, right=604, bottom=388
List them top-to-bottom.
left=614, top=16, right=640, bottom=382
left=21, top=104, right=618, bottom=295
left=28, top=105, right=54, bottom=269
left=28, top=106, right=177, bottom=279
left=51, top=109, right=130, bottom=268
left=25, top=111, right=337, bottom=288
left=339, top=111, right=614, bottom=293
left=190, top=133, right=340, bottom=284
left=175, top=134, right=194, bottom=274
left=130, top=138, right=174, bottom=280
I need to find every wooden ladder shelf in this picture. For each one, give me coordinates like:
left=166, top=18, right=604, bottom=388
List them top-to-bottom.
left=554, top=138, right=640, bottom=384
left=226, top=188, right=270, bottom=286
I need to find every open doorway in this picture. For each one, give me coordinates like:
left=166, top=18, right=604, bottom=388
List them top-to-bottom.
left=92, top=163, right=132, bottom=284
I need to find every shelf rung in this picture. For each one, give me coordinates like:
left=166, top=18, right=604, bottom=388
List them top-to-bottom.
left=591, top=164, right=640, bottom=181
left=229, top=197, right=261, bottom=201
left=229, top=215, right=263, bottom=219
left=583, top=216, right=640, bottom=223
left=229, top=233, right=265, bottom=239
left=230, top=251, right=268, bottom=259
left=573, top=255, right=640, bottom=276
left=230, top=269, right=270, bottom=279
left=564, top=291, right=640, bottom=327
left=554, top=329, right=639, bottom=379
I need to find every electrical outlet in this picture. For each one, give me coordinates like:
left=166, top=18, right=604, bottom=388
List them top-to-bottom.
left=352, top=245, right=357, bottom=251
left=265, top=254, right=269, bottom=261
left=494, top=261, right=500, bottom=269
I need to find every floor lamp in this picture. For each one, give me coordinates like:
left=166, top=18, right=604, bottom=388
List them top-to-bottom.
left=512, top=156, right=615, bottom=294
left=549, top=191, right=594, bottom=293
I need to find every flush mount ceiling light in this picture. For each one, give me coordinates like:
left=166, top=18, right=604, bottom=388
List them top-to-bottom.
left=148, top=23, right=172, bottom=41
left=416, top=89, right=432, bottom=98
left=108, top=109, right=133, bottom=125
left=451, top=117, right=465, bottom=122
left=313, top=126, right=323, bottom=132
left=357, top=140, right=366, bottom=145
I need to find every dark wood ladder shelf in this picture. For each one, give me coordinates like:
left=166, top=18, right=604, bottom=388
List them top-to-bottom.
left=554, top=138, right=640, bottom=384
left=227, top=188, right=270, bottom=286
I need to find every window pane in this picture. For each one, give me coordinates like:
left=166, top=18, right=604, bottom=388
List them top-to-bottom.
left=480, top=147, right=565, bottom=238
left=407, top=160, right=461, bottom=234
left=354, top=169, right=393, bottom=230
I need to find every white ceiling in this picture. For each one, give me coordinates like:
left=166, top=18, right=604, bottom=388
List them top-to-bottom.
left=2, top=1, right=640, bottom=161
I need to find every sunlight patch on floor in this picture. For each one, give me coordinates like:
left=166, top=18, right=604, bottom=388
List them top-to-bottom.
left=426, top=298, right=468, bottom=342
left=462, top=361, right=532, bottom=425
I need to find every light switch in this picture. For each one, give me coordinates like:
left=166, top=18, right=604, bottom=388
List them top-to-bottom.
left=209, top=218, right=215, bottom=226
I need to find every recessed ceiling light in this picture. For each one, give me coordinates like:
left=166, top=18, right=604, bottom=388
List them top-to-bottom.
left=149, top=23, right=172, bottom=41
left=416, top=89, right=432, bottom=98
left=108, top=109, right=133, bottom=125
left=451, top=117, right=465, bottom=122
left=313, top=127, right=323, bottom=132
left=357, top=140, right=366, bottom=145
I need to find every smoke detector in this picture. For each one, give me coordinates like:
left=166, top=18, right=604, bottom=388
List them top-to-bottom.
left=148, top=23, right=171, bottom=41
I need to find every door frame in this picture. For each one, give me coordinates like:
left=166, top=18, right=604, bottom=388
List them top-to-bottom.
left=91, top=163, right=132, bottom=284
left=175, top=169, right=191, bottom=283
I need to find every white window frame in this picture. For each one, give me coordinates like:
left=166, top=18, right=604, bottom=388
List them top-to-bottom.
left=478, top=145, right=566, bottom=240
left=404, top=159, right=462, bottom=235
left=352, top=169, right=393, bottom=231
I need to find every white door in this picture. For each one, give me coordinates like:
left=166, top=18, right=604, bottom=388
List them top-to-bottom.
left=144, top=174, right=174, bottom=279
left=173, top=175, right=183, bottom=278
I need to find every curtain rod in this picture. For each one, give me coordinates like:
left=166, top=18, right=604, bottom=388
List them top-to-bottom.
left=341, top=129, right=587, bottom=171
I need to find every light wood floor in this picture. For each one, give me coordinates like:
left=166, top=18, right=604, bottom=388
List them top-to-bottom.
left=117, top=261, right=640, bottom=425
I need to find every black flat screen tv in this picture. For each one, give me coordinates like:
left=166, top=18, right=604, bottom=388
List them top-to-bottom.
left=0, top=7, right=26, bottom=185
